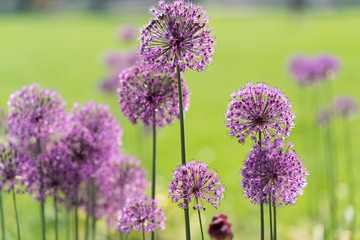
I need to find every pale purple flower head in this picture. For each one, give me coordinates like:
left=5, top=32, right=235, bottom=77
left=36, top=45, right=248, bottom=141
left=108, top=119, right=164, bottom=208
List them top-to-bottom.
left=139, top=0, right=215, bottom=72
left=118, top=24, right=138, bottom=41
left=315, top=54, right=340, bottom=80
left=289, top=56, right=322, bottom=86
left=118, top=64, right=190, bottom=127
left=225, top=82, right=295, bottom=144
left=7, top=84, right=67, bottom=149
left=332, top=95, right=358, bottom=119
left=316, top=108, right=332, bottom=128
left=241, top=141, right=308, bottom=206
left=169, top=160, right=225, bottom=211
left=118, top=197, right=166, bottom=234
left=208, top=214, right=233, bottom=240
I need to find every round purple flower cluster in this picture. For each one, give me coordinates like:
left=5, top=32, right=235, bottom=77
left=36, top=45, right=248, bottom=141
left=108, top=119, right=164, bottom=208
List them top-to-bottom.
left=139, top=0, right=215, bottom=72
left=289, top=54, right=340, bottom=86
left=118, top=64, right=190, bottom=127
left=225, top=82, right=295, bottom=144
left=332, top=95, right=358, bottom=119
left=240, top=142, right=308, bottom=206
left=169, top=160, right=225, bottom=211
left=118, top=197, right=166, bottom=234
left=208, top=214, right=233, bottom=240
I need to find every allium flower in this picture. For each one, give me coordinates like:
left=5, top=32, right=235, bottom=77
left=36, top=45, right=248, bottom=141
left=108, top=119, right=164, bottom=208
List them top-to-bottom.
left=139, top=0, right=215, bottom=72
left=118, top=24, right=138, bottom=41
left=315, top=54, right=340, bottom=80
left=289, top=56, right=322, bottom=86
left=118, top=64, right=190, bottom=127
left=225, top=82, right=295, bottom=144
left=7, top=83, right=67, bottom=148
left=332, top=95, right=358, bottom=119
left=316, top=108, right=332, bottom=128
left=240, top=142, right=308, bottom=206
left=93, top=155, right=148, bottom=227
left=169, top=160, right=225, bottom=211
left=118, top=197, right=166, bottom=234
left=208, top=214, right=233, bottom=240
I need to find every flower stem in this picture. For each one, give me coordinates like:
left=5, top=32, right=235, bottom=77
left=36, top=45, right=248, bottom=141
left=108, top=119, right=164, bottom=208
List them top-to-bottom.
left=176, top=65, right=191, bottom=240
left=151, top=113, right=156, bottom=240
left=259, top=131, right=264, bottom=240
left=91, top=181, right=96, bottom=240
left=12, top=188, right=21, bottom=240
left=0, top=192, right=6, bottom=240
left=75, top=192, right=79, bottom=240
left=53, top=194, right=58, bottom=240
left=269, top=195, right=273, bottom=240
left=40, top=201, right=46, bottom=240
left=196, top=201, right=204, bottom=240
left=273, top=201, right=277, bottom=240
left=66, top=210, right=70, bottom=240
left=142, top=224, right=146, bottom=240
left=120, top=232, right=123, bottom=240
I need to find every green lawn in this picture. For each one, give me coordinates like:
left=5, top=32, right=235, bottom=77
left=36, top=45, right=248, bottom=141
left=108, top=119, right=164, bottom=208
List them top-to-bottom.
left=0, top=8, right=359, bottom=240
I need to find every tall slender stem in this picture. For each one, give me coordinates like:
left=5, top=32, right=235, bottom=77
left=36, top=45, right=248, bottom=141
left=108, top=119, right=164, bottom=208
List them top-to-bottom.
left=176, top=65, right=191, bottom=240
left=151, top=114, right=156, bottom=240
left=259, top=132, right=264, bottom=240
left=37, top=138, right=46, bottom=240
left=91, top=181, right=96, bottom=240
left=12, top=188, right=21, bottom=240
left=75, top=190, right=79, bottom=240
left=0, top=192, right=6, bottom=240
left=53, top=193, right=58, bottom=240
left=269, top=195, right=273, bottom=240
left=196, top=199, right=204, bottom=240
left=41, top=200, right=46, bottom=240
left=273, top=201, right=277, bottom=240
left=66, top=210, right=70, bottom=240
left=85, top=210, right=89, bottom=240
left=142, top=224, right=146, bottom=240
left=120, top=232, right=124, bottom=240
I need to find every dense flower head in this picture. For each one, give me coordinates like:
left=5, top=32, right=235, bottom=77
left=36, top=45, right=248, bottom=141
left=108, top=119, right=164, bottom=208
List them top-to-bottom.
left=139, top=0, right=215, bottom=72
left=118, top=24, right=138, bottom=41
left=315, top=54, right=340, bottom=80
left=289, top=56, right=322, bottom=86
left=118, top=64, right=190, bottom=127
left=225, top=82, right=295, bottom=144
left=7, top=83, right=67, bottom=148
left=332, top=95, right=358, bottom=119
left=241, top=141, right=308, bottom=206
left=93, top=155, right=148, bottom=226
left=169, top=160, right=225, bottom=211
left=118, top=197, right=166, bottom=234
left=208, top=214, right=233, bottom=240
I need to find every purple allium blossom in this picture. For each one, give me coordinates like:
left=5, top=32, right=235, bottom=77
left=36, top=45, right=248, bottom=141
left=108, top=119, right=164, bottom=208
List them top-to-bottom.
left=139, top=0, right=215, bottom=72
left=118, top=24, right=138, bottom=41
left=100, top=51, right=141, bottom=92
left=315, top=54, right=340, bottom=80
left=289, top=56, right=322, bottom=86
left=118, top=64, right=190, bottom=127
left=225, top=82, right=295, bottom=144
left=7, top=84, right=67, bottom=150
left=332, top=95, right=358, bottom=119
left=316, top=108, right=332, bottom=128
left=240, top=142, right=308, bottom=206
left=93, top=155, right=148, bottom=227
left=169, top=160, right=225, bottom=211
left=118, top=197, right=166, bottom=234
left=208, top=214, right=233, bottom=240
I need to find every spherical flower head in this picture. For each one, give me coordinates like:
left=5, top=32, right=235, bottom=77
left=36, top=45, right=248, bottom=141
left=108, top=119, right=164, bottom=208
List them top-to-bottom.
left=139, top=0, right=215, bottom=72
left=118, top=23, right=138, bottom=42
left=315, top=54, right=340, bottom=80
left=288, top=56, right=322, bottom=87
left=118, top=64, right=190, bottom=127
left=225, top=82, right=295, bottom=144
left=7, top=84, right=67, bottom=146
left=332, top=95, right=358, bottom=119
left=316, top=108, right=332, bottom=128
left=240, top=142, right=308, bottom=206
left=169, top=160, right=225, bottom=211
left=117, top=197, right=166, bottom=234
left=208, top=214, right=233, bottom=240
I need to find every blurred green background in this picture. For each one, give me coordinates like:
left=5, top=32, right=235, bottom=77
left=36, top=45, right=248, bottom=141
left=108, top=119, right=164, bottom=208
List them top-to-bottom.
left=0, top=2, right=360, bottom=239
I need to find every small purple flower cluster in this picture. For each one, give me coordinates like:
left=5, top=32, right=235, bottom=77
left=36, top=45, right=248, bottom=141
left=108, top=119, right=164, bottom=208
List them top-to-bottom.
left=139, top=0, right=215, bottom=72
left=289, top=54, right=340, bottom=86
left=118, top=64, right=190, bottom=127
left=225, top=82, right=295, bottom=144
left=241, top=141, right=308, bottom=206
left=169, top=160, right=225, bottom=211
left=118, top=197, right=166, bottom=234
left=208, top=214, right=233, bottom=240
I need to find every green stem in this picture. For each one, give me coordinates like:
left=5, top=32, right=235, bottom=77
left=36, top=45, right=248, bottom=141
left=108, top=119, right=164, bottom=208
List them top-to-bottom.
left=176, top=65, right=191, bottom=240
left=151, top=114, right=156, bottom=240
left=259, top=132, right=264, bottom=240
left=91, top=181, right=96, bottom=240
left=12, top=188, right=21, bottom=240
left=0, top=192, right=5, bottom=240
left=75, top=192, right=79, bottom=240
left=54, top=194, right=58, bottom=240
left=269, top=195, right=273, bottom=240
left=196, top=199, right=204, bottom=240
left=41, top=201, right=46, bottom=240
left=273, top=201, right=277, bottom=240
left=66, top=210, right=70, bottom=240
left=85, top=210, right=89, bottom=240
left=142, top=224, right=146, bottom=240
left=120, top=232, right=124, bottom=240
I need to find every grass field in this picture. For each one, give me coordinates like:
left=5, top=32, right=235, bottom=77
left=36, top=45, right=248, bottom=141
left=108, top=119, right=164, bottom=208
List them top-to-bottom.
left=0, top=7, right=360, bottom=239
